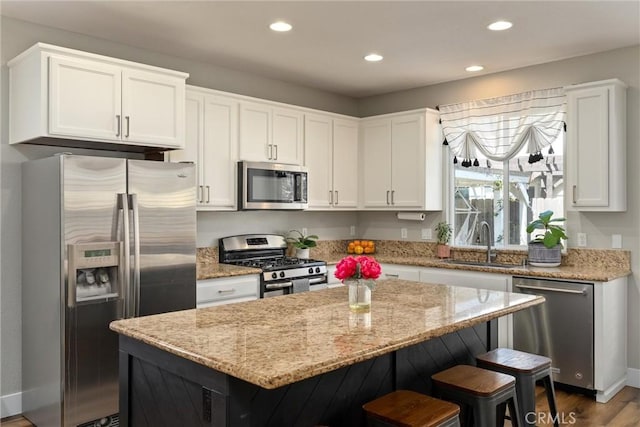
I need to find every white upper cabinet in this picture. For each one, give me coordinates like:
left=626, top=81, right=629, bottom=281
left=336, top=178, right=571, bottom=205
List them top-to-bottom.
left=9, top=43, right=188, bottom=151
left=565, top=79, right=627, bottom=211
left=168, top=87, right=238, bottom=210
left=239, top=101, right=303, bottom=164
left=360, top=109, right=443, bottom=210
left=304, top=114, right=359, bottom=209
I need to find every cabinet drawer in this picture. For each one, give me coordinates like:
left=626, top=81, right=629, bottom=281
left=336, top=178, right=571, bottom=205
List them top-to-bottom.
left=197, top=275, right=259, bottom=307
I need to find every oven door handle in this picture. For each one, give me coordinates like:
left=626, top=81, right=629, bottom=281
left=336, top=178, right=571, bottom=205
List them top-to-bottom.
left=308, top=277, right=326, bottom=285
left=265, top=282, right=293, bottom=290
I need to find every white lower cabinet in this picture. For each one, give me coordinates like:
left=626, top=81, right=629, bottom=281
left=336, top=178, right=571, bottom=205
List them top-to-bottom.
left=379, top=263, right=422, bottom=281
left=327, top=265, right=342, bottom=288
left=418, top=268, right=512, bottom=348
left=197, top=275, right=259, bottom=308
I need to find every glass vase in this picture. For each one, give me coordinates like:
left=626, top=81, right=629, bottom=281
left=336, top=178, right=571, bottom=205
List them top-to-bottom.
left=347, top=279, right=372, bottom=313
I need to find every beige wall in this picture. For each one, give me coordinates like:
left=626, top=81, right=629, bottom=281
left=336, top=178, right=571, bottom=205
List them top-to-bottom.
left=357, top=45, right=640, bottom=372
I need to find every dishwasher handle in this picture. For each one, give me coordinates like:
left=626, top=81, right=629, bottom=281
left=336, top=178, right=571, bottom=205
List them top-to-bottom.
left=514, top=284, right=587, bottom=295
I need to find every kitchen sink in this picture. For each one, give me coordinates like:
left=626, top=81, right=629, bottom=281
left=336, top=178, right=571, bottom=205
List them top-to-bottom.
left=443, top=259, right=522, bottom=269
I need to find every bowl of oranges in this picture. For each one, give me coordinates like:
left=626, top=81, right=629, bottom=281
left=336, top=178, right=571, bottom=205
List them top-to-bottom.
left=347, top=240, right=376, bottom=255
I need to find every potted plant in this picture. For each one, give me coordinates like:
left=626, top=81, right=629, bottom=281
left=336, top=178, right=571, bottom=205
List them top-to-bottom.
left=526, top=210, right=568, bottom=267
left=435, top=221, right=452, bottom=259
left=285, top=229, right=318, bottom=259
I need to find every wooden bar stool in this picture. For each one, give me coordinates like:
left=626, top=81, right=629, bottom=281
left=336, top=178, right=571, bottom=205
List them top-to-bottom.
left=476, top=348, right=559, bottom=427
left=431, top=365, right=521, bottom=427
left=363, top=390, right=461, bottom=427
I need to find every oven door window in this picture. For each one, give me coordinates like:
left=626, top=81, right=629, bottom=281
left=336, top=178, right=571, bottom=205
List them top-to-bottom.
left=247, top=169, right=295, bottom=203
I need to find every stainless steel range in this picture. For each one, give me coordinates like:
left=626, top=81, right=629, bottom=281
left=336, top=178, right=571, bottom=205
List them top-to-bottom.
left=219, top=234, right=328, bottom=297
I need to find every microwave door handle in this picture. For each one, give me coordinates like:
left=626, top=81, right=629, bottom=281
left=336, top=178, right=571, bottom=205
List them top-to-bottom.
left=118, top=193, right=131, bottom=318
left=129, top=194, right=141, bottom=317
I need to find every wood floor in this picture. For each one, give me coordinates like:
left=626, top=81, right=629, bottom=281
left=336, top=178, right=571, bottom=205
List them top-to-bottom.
left=1, top=386, right=638, bottom=426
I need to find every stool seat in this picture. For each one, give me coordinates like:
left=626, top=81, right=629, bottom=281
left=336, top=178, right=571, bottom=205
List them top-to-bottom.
left=476, top=348, right=551, bottom=373
left=431, top=364, right=515, bottom=397
left=363, top=390, right=460, bottom=427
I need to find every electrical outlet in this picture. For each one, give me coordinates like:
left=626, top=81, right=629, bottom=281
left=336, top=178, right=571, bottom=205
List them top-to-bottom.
left=350, top=225, right=356, bottom=236
left=302, top=228, right=308, bottom=237
left=401, top=228, right=408, bottom=239
left=421, top=228, right=432, bottom=240
left=577, top=232, right=587, bottom=247
left=612, top=234, right=622, bottom=249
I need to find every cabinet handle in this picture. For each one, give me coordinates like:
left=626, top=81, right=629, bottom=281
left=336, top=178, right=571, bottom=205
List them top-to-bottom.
left=116, top=115, right=121, bottom=137
left=125, top=116, right=130, bottom=137
left=268, top=144, right=273, bottom=159
left=273, top=144, right=278, bottom=160
left=199, top=185, right=204, bottom=203
left=572, top=185, right=577, bottom=204
left=206, top=186, right=211, bottom=203
left=386, top=190, right=390, bottom=205
left=391, top=190, right=395, bottom=205
left=329, top=191, right=333, bottom=204
left=335, top=191, right=339, bottom=205
left=217, top=289, right=236, bottom=295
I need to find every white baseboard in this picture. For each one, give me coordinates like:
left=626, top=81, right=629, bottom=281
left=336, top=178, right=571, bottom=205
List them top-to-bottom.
left=627, top=367, right=640, bottom=388
left=0, top=391, right=22, bottom=418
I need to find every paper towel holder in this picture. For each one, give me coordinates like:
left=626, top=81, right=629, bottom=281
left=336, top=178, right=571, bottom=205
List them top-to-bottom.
left=396, top=212, right=426, bottom=221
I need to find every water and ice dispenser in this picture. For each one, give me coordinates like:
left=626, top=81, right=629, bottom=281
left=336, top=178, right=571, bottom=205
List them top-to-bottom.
left=68, top=242, right=122, bottom=306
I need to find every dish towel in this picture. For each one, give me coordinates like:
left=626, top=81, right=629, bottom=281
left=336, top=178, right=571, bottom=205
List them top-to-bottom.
left=292, top=278, right=310, bottom=293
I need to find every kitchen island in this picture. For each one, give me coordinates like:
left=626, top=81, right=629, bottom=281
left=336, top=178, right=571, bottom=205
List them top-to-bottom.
left=110, top=280, right=543, bottom=427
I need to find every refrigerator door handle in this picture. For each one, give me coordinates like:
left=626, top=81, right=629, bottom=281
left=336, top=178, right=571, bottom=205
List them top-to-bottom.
left=118, top=193, right=132, bottom=318
left=129, top=193, right=141, bottom=317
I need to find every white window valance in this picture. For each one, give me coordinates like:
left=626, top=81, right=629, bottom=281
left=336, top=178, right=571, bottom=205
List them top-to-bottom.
left=439, top=87, right=566, bottom=167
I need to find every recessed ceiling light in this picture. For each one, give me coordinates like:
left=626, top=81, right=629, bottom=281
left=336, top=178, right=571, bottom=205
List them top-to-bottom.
left=488, top=20, right=513, bottom=31
left=270, top=21, right=292, bottom=32
left=364, top=53, right=383, bottom=62
left=466, top=65, right=484, bottom=72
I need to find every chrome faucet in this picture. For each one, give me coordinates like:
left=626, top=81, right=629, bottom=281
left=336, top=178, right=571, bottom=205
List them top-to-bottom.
left=479, top=221, right=496, bottom=263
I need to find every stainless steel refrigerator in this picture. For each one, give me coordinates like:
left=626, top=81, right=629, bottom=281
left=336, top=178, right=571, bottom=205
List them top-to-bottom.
left=21, top=154, right=196, bottom=427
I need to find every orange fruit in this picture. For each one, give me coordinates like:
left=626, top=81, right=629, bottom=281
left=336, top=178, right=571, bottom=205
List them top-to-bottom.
left=353, top=240, right=361, bottom=246
left=348, top=242, right=355, bottom=249
left=347, top=246, right=354, bottom=254
left=354, top=246, right=364, bottom=255
left=364, top=247, right=373, bottom=254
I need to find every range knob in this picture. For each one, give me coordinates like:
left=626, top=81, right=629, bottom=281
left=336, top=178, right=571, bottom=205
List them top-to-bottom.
left=308, top=267, right=314, bottom=274
left=315, top=267, right=321, bottom=273
left=279, top=271, right=285, bottom=278
left=271, top=272, right=278, bottom=279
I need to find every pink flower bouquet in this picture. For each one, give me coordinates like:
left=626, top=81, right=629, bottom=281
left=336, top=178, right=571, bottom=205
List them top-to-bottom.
left=334, top=255, right=381, bottom=290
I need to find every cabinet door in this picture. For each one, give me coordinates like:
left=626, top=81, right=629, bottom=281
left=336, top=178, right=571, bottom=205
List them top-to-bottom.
left=49, top=56, right=121, bottom=141
left=122, top=68, right=185, bottom=148
left=567, top=87, right=610, bottom=207
left=168, top=92, right=204, bottom=204
left=202, top=95, right=238, bottom=210
left=239, top=101, right=271, bottom=161
left=272, top=107, right=303, bottom=164
left=304, top=114, right=333, bottom=209
left=391, top=114, right=424, bottom=208
left=332, top=119, right=359, bottom=208
left=361, top=120, right=392, bottom=208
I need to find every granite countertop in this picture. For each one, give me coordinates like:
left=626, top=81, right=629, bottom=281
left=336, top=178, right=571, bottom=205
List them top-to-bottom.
left=320, top=255, right=631, bottom=282
left=197, top=262, right=261, bottom=280
left=110, top=280, right=543, bottom=389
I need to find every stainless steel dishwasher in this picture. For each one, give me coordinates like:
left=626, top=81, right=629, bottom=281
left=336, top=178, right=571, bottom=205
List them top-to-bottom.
left=512, top=276, right=594, bottom=390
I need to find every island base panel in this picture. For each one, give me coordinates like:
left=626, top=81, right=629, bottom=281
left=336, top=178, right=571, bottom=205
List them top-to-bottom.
left=118, top=321, right=494, bottom=427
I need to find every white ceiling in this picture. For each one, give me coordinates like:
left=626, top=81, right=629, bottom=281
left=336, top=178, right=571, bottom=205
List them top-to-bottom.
left=1, top=0, right=639, bottom=98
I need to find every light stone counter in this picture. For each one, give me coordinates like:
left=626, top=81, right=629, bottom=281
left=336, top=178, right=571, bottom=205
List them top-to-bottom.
left=110, top=280, right=542, bottom=389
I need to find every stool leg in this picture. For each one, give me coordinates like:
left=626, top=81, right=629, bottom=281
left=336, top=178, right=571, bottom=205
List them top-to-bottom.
left=515, top=375, right=537, bottom=427
left=542, top=375, right=559, bottom=427
left=507, top=393, right=522, bottom=427
left=474, top=400, right=497, bottom=427
left=496, top=402, right=507, bottom=426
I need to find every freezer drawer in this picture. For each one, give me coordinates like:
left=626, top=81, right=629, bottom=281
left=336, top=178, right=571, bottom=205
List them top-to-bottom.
left=512, top=276, right=594, bottom=389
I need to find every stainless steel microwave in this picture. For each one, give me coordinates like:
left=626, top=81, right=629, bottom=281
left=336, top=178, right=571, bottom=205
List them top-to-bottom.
left=238, top=161, right=308, bottom=210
